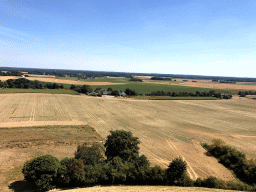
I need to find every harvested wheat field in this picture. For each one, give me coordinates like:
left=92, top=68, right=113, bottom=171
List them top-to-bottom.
left=0, top=76, right=125, bottom=85
left=0, top=76, right=19, bottom=81
left=25, top=77, right=125, bottom=85
left=180, top=81, right=256, bottom=91
left=1, top=93, right=256, bottom=191
left=0, top=124, right=103, bottom=192
left=52, top=186, right=242, bottom=192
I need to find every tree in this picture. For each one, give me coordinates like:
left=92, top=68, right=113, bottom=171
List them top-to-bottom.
left=52, top=83, right=59, bottom=89
left=70, top=84, right=76, bottom=90
left=107, top=87, right=113, bottom=92
left=125, top=88, right=137, bottom=96
left=111, top=90, right=119, bottom=96
left=104, top=130, right=140, bottom=162
left=74, top=143, right=104, bottom=165
left=22, top=154, right=62, bottom=190
left=166, top=157, right=187, bottom=185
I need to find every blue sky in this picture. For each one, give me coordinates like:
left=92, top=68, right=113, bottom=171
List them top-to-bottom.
left=0, top=0, right=255, bottom=77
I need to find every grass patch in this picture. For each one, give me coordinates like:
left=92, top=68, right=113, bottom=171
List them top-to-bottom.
left=40, top=77, right=236, bottom=94
left=90, top=83, right=233, bottom=95
left=0, top=88, right=80, bottom=95
left=149, top=97, right=218, bottom=100
left=0, top=125, right=102, bottom=149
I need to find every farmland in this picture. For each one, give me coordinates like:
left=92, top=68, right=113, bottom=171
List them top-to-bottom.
left=0, top=75, right=235, bottom=95
left=0, top=88, right=79, bottom=95
left=1, top=93, right=256, bottom=191
left=0, top=123, right=103, bottom=192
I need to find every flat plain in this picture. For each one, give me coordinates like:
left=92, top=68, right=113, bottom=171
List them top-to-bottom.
left=1, top=93, right=256, bottom=192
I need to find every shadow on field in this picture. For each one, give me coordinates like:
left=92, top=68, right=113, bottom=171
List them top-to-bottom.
left=8, top=180, right=44, bottom=192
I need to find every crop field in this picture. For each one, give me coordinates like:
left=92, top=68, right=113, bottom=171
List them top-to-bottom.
left=0, top=75, right=237, bottom=94
left=181, top=81, right=256, bottom=91
left=89, top=82, right=232, bottom=95
left=0, top=88, right=79, bottom=95
left=1, top=93, right=256, bottom=191
left=0, top=124, right=102, bottom=192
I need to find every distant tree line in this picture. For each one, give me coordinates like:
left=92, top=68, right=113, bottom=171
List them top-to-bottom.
left=2, top=67, right=256, bottom=82
left=0, top=70, right=22, bottom=76
left=151, top=76, right=172, bottom=81
left=0, top=78, right=63, bottom=89
left=129, top=78, right=143, bottom=82
left=219, top=80, right=236, bottom=84
left=70, top=84, right=93, bottom=94
left=146, top=90, right=232, bottom=99
left=238, top=91, right=256, bottom=97
left=22, top=130, right=255, bottom=191
left=202, top=139, right=256, bottom=186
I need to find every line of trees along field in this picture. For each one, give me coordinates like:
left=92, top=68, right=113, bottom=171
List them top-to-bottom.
left=0, top=71, right=22, bottom=76
left=0, top=78, right=64, bottom=89
left=1, top=78, right=232, bottom=99
left=146, top=90, right=232, bottom=99
left=238, top=91, right=256, bottom=97
left=22, top=130, right=256, bottom=191
left=202, top=139, right=256, bottom=185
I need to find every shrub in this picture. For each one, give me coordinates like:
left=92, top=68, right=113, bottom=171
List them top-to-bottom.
left=104, top=130, right=140, bottom=162
left=75, top=143, right=105, bottom=165
left=22, top=154, right=62, bottom=190
left=166, top=157, right=187, bottom=185
left=68, top=159, right=86, bottom=186
left=147, top=166, right=166, bottom=185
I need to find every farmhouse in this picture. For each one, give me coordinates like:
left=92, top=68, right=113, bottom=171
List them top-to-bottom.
left=119, top=91, right=126, bottom=97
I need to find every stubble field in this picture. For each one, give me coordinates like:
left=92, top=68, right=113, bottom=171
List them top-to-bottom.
left=1, top=93, right=256, bottom=191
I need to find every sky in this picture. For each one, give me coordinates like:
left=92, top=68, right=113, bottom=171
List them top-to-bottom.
left=0, top=0, right=255, bottom=78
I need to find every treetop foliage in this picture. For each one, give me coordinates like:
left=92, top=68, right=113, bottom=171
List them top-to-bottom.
left=104, top=130, right=140, bottom=162
left=22, top=131, right=256, bottom=191
left=75, top=143, right=104, bottom=165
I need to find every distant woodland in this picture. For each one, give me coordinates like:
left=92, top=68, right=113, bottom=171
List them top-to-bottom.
left=1, top=67, right=256, bottom=82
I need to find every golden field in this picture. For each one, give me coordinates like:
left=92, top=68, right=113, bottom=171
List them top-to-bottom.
left=0, top=93, right=255, bottom=191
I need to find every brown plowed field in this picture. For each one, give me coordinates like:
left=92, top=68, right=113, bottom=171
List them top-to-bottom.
left=1, top=93, right=256, bottom=184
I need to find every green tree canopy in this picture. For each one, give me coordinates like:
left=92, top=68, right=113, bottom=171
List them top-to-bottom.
left=104, top=130, right=140, bottom=162
left=74, top=143, right=104, bottom=165
left=22, top=154, right=62, bottom=190
left=166, top=157, right=187, bottom=185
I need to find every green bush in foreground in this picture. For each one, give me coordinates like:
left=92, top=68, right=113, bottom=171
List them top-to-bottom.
left=22, top=131, right=256, bottom=191
left=202, top=139, right=256, bottom=185
left=22, top=154, right=62, bottom=190
left=166, top=157, right=187, bottom=185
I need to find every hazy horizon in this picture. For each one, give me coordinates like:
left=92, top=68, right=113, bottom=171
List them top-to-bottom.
left=1, top=0, right=255, bottom=78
